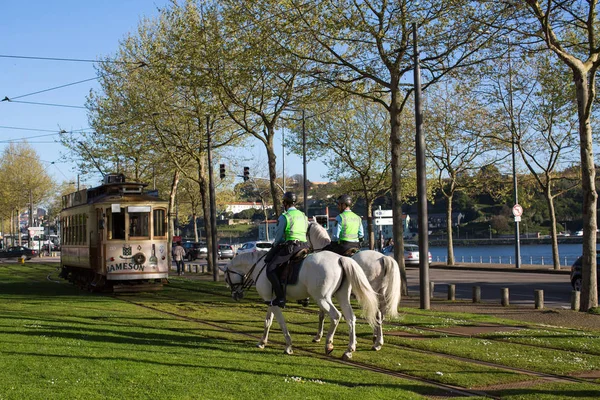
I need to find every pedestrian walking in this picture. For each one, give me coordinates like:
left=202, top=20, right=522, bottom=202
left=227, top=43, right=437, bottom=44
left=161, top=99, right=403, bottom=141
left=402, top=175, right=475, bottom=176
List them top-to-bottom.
left=173, top=241, right=186, bottom=276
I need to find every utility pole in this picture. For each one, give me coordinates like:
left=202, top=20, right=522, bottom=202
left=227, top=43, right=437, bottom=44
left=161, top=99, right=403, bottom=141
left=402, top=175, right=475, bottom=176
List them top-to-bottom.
left=413, top=23, right=430, bottom=310
left=302, top=110, right=308, bottom=213
left=207, top=115, right=219, bottom=281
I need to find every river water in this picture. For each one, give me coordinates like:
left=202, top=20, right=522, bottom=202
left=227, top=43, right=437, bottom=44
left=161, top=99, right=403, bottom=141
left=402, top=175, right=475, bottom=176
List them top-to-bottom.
left=429, top=243, right=585, bottom=267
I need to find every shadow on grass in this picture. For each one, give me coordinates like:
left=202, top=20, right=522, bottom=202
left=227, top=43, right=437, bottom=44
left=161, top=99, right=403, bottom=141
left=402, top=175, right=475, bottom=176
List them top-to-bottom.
left=0, top=349, right=452, bottom=397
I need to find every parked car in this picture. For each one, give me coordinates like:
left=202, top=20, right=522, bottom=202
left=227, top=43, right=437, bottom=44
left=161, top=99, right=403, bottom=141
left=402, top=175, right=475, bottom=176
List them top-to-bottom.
left=236, top=241, right=273, bottom=256
left=182, top=242, right=208, bottom=261
left=382, top=243, right=432, bottom=265
left=218, top=244, right=235, bottom=260
left=0, top=246, right=37, bottom=260
left=570, top=254, right=600, bottom=291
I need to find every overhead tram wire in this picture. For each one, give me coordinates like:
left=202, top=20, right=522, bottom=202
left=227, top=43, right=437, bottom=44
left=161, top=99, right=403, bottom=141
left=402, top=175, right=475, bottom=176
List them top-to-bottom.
left=0, top=54, right=142, bottom=64
left=3, top=100, right=87, bottom=109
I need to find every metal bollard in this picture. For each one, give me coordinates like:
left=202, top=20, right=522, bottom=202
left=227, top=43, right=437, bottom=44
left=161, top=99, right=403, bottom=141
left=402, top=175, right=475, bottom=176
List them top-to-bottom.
left=430, top=281, right=435, bottom=300
left=447, top=284, right=455, bottom=301
left=472, top=286, right=481, bottom=303
left=501, top=288, right=509, bottom=307
left=534, top=289, right=544, bottom=309
left=571, top=290, right=580, bottom=311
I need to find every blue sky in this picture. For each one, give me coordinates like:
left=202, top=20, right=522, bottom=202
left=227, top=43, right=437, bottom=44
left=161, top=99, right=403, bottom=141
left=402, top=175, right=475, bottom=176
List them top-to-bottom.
left=1, top=1, right=326, bottom=189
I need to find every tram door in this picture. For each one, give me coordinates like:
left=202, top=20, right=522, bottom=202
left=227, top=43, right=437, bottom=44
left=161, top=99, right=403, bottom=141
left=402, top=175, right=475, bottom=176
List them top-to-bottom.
left=96, top=208, right=105, bottom=274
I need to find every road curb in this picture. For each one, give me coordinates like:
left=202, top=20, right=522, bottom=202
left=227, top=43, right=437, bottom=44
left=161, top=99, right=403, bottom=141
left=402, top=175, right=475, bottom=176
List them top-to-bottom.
left=428, top=263, right=570, bottom=275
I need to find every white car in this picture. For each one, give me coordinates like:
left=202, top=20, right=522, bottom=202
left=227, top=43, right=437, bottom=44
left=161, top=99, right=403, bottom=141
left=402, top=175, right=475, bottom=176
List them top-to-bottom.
left=235, top=241, right=273, bottom=256
left=382, top=243, right=432, bottom=265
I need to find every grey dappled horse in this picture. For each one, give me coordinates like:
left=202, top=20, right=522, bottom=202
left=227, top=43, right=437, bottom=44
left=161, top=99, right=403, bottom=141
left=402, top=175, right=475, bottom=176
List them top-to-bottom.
left=307, top=221, right=401, bottom=350
left=222, top=250, right=379, bottom=360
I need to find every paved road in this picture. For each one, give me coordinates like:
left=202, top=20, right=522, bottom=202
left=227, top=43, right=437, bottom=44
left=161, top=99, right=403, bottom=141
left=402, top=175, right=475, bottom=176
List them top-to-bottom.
left=405, top=267, right=574, bottom=309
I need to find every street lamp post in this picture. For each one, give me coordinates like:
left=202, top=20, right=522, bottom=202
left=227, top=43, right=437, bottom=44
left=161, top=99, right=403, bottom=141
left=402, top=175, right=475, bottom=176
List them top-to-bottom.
left=413, top=22, right=430, bottom=310
left=507, top=38, right=522, bottom=269
left=489, top=224, right=492, bottom=239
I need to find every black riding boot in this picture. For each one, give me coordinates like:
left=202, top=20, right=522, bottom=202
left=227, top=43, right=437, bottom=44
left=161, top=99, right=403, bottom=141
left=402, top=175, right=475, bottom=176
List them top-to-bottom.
left=266, top=268, right=286, bottom=308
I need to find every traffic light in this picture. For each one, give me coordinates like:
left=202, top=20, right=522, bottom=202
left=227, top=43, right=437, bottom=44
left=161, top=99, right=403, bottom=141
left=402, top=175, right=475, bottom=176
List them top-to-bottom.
left=219, top=164, right=226, bottom=179
left=243, top=166, right=250, bottom=182
left=315, top=215, right=329, bottom=229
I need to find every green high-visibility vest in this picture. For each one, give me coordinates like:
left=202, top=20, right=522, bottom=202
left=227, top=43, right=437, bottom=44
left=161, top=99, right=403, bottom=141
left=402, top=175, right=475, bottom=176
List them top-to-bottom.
left=283, top=209, right=308, bottom=242
left=339, top=211, right=361, bottom=242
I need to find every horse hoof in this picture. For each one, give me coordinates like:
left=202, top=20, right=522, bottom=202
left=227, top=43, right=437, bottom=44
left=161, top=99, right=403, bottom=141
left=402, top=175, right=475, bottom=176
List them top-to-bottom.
left=312, top=337, right=321, bottom=343
left=257, top=343, right=265, bottom=349
left=325, top=344, right=334, bottom=355
left=371, top=344, right=382, bottom=351
left=284, top=348, right=293, bottom=355
left=342, top=352, right=352, bottom=361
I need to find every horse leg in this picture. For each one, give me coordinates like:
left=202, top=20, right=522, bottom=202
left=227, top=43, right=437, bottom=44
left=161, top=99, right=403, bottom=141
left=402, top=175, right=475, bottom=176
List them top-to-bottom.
left=337, top=293, right=357, bottom=360
left=315, top=298, right=341, bottom=356
left=271, top=306, right=294, bottom=355
left=257, top=309, right=274, bottom=349
left=312, top=309, right=325, bottom=343
left=372, top=310, right=384, bottom=351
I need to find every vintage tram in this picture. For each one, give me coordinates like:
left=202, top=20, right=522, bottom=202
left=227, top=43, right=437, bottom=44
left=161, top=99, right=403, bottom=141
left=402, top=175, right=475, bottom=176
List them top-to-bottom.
left=59, top=173, right=170, bottom=291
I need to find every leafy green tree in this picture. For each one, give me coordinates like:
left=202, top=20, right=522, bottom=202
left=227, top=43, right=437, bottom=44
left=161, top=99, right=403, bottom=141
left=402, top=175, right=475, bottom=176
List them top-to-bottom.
left=513, top=0, right=600, bottom=310
left=426, top=78, right=500, bottom=265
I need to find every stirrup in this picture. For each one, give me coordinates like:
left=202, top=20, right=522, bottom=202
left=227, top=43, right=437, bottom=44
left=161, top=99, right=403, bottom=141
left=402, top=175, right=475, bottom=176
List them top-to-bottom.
left=297, top=298, right=309, bottom=307
left=265, top=299, right=285, bottom=308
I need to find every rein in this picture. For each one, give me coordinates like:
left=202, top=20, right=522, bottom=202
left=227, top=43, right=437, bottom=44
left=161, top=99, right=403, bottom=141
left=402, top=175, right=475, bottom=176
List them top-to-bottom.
left=226, top=252, right=268, bottom=298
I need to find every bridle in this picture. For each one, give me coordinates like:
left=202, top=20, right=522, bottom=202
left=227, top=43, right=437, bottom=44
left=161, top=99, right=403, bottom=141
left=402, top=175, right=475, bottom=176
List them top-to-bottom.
left=225, top=252, right=268, bottom=301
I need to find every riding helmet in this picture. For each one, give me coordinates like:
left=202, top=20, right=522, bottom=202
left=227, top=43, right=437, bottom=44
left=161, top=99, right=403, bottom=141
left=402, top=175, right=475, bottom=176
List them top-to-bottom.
left=283, top=191, right=297, bottom=204
left=338, top=194, right=352, bottom=208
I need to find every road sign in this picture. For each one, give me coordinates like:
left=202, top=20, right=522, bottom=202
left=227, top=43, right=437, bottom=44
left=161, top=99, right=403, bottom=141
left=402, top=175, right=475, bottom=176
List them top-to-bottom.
left=512, top=204, right=523, bottom=217
left=374, top=209, right=393, bottom=217
left=514, top=216, right=521, bottom=222
left=374, top=218, right=393, bottom=226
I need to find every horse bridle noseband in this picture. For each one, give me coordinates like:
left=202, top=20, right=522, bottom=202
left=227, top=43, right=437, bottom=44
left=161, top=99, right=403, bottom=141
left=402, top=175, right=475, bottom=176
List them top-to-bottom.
left=225, top=252, right=268, bottom=300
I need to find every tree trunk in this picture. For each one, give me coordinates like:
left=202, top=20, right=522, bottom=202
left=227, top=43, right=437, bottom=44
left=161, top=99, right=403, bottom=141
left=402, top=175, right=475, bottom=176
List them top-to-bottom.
left=574, top=69, right=598, bottom=311
left=390, top=85, right=408, bottom=296
left=266, top=128, right=281, bottom=216
left=198, top=160, right=213, bottom=274
left=168, top=171, right=180, bottom=266
left=545, top=187, right=561, bottom=270
left=446, top=193, right=455, bottom=266
left=365, top=198, right=374, bottom=250
left=193, top=212, right=198, bottom=242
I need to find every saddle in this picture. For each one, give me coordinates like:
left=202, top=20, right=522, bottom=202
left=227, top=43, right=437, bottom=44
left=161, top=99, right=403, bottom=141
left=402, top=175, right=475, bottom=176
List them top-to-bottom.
left=278, top=248, right=310, bottom=285
left=342, top=248, right=359, bottom=257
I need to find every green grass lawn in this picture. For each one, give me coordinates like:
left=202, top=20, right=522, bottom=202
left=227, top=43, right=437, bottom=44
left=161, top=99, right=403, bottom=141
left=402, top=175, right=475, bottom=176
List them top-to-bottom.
left=1, top=263, right=600, bottom=399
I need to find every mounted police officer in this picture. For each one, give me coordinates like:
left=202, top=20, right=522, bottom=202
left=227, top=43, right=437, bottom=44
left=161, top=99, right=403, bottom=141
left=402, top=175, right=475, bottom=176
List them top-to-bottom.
left=264, top=191, right=309, bottom=308
left=322, top=194, right=364, bottom=256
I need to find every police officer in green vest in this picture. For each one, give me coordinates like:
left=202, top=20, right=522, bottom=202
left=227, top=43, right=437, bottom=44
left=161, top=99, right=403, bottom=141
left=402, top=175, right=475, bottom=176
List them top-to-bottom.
left=264, top=191, right=309, bottom=308
left=323, top=194, right=364, bottom=256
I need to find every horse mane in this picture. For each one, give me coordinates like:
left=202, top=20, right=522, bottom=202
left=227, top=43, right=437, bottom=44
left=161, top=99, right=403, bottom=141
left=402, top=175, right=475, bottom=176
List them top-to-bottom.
left=308, top=221, right=331, bottom=250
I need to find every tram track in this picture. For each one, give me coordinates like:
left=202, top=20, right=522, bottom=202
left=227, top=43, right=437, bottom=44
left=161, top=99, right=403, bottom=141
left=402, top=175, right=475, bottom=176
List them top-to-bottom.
left=7, top=267, right=599, bottom=397
left=159, top=282, right=600, bottom=391
left=113, top=290, right=498, bottom=399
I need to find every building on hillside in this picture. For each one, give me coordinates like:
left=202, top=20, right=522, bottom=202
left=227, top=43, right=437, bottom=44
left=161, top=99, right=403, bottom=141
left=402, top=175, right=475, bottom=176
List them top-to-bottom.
left=225, top=202, right=272, bottom=214
left=258, top=220, right=279, bottom=241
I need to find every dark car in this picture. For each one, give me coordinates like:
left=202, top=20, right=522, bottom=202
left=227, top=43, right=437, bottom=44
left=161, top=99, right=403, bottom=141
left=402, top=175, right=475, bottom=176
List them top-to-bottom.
left=182, top=242, right=208, bottom=261
left=218, top=244, right=234, bottom=260
left=0, top=246, right=37, bottom=260
left=570, top=255, right=600, bottom=291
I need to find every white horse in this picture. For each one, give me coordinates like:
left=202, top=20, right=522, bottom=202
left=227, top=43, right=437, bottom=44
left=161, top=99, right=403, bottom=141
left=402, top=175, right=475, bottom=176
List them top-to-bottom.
left=307, top=221, right=401, bottom=350
left=222, top=250, right=379, bottom=360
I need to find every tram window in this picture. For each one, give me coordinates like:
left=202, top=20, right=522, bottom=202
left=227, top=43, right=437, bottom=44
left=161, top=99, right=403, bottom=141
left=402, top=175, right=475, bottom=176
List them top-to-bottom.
left=110, top=209, right=126, bottom=240
left=153, top=209, right=166, bottom=237
left=129, top=212, right=149, bottom=238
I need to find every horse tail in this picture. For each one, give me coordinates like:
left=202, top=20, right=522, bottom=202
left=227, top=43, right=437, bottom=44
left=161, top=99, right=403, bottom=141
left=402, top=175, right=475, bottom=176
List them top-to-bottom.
left=379, top=256, right=401, bottom=319
left=338, top=257, right=379, bottom=327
